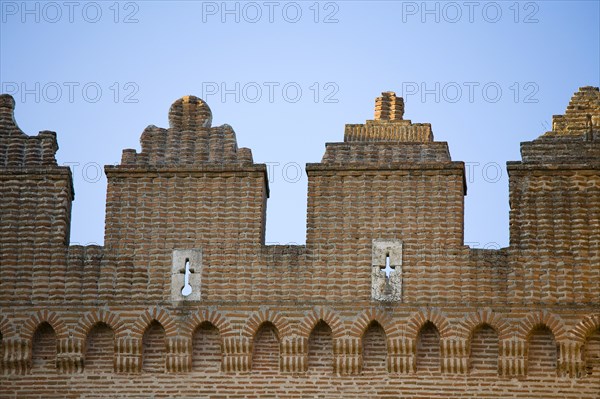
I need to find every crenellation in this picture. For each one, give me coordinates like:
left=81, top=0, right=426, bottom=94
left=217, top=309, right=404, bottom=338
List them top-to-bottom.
left=550, top=87, right=600, bottom=136
left=0, top=88, right=598, bottom=397
left=374, top=91, right=405, bottom=121
left=0, top=94, right=24, bottom=138
left=123, top=96, right=253, bottom=167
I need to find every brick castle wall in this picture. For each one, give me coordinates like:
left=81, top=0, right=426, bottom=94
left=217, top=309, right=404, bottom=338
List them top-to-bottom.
left=0, top=89, right=598, bottom=398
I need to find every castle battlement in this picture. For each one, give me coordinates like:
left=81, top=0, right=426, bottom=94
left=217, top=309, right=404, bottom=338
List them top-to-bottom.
left=0, top=88, right=598, bottom=398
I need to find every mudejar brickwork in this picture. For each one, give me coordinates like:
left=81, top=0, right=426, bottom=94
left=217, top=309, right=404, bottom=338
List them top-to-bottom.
left=0, top=87, right=599, bottom=398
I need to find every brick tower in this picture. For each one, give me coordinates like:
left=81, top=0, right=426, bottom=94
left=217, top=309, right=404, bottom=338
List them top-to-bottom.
left=507, top=86, right=600, bottom=304
left=306, top=91, right=466, bottom=303
left=0, top=94, right=74, bottom=304
left=102, top=95, right=269, bottom=303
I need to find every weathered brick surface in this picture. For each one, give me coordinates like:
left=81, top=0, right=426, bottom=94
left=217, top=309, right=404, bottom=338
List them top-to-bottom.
left=0, top=89, right=599, bottom=398
left=0, top=94, right=74, bottom=307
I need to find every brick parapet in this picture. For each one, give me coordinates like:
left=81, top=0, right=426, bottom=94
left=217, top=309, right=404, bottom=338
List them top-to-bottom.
left=1, top=88, right=599, bottom=397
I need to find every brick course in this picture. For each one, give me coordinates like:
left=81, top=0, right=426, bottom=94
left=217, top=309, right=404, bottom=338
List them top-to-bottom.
left=0, top=89, right=599, bottom=398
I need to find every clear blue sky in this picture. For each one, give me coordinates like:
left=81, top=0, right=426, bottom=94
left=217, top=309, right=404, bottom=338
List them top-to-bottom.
left=1, top=1, right=599, bottom=248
